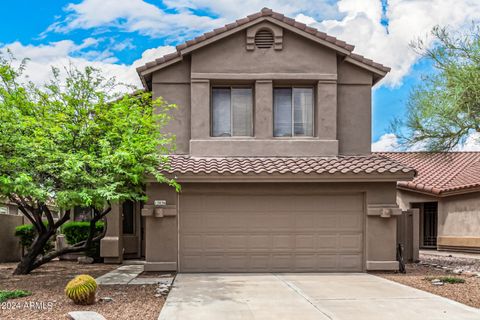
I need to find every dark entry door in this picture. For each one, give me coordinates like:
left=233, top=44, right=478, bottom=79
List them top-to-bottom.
left=412, top=202, right=438, bottom=248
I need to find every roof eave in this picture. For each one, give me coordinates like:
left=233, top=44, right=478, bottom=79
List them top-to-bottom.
left=148, top=171, right=416, bottom=183
left=397, top=185, right=480, bottom=198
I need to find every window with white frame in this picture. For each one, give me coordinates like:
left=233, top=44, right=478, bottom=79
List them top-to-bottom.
left=211, top=87, right=253, bottom=137
left=274, top=87, right=314, bottom=137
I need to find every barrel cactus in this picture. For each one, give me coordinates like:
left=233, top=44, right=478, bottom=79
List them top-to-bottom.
left=65, top=274, right=97, bottom=305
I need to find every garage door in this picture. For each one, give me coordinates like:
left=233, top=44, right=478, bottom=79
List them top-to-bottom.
left=179, top=193, right=364, bottom=272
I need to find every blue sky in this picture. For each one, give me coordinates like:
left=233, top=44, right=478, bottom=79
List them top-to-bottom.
left=1, top=0, right=479, bottom=150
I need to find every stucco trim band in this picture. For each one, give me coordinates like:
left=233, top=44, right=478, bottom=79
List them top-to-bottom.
left=191, top=72, right=337, bottom=81
left=437, top=236, right=480, bottom=249
left=366, top=261, right=399, bottom=271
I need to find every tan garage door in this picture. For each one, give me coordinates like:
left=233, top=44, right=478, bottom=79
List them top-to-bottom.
left=179, top=193, right=364, bottom=272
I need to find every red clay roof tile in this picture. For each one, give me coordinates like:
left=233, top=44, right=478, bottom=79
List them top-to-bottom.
left=378, top=152, right=480, bottom=195
left=162, top=155, right=415, bottom=177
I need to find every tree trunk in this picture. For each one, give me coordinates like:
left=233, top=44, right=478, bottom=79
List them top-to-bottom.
left=13, top=231, right=54, bottom=275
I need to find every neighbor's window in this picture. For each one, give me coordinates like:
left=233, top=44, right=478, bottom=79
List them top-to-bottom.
left=212, top=87, right=253, bottom=137
left=274, top=87, right=314, bottom=137
left=0, top=206, right=9, bottom=215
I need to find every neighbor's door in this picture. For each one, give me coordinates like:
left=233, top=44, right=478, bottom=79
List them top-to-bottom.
left=412, top=202, right=438, bottom=248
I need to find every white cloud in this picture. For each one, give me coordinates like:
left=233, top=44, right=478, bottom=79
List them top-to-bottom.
left=44, top=0, right=480, bottom=88
left=46, top=0, right=227, bottom=41
left=296, top=0, right=480, bottom=87
left=162, top=1, right=341, bottom=21
left=1, top=40, right=175, bottom=89
left=372, top=132, right=480, bottom=152
left=456, top=132, right=480, bottom=151
left=372, top=133, right=400, bottom=151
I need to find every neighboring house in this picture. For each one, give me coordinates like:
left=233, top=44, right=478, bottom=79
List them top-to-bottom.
left=99, top=8, right=416, bottom=272
left=381, top=152, right=480, bottom=254
left=0, top=201, right=24, bottom=262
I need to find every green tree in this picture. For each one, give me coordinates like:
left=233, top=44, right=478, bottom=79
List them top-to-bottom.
left=394, top=24, right=480, bottom=151
left=0, top=53, right=178, bottom=274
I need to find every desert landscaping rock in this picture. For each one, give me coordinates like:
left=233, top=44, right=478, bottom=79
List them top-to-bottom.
left=77, top=256, right=94, bottom=264
left=376, top=263, right=480, bottom=309
left=99, top=297, right=114, bottom=302
left=66, top=311, right=107, bottom=320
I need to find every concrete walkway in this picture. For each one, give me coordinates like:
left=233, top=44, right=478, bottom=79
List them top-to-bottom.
left=95, top=265, right=144, bottom=285
left=159, top=273, right=480, bottom=320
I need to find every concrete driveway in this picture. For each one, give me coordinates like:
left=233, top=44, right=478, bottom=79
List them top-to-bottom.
left=159, top=273, right=480, bottom=320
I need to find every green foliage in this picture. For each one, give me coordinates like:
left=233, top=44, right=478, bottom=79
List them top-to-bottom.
left=393, top=24, right=480, bottom=151
left=0, top=51, right=179, bottom=213
left=61, top=221, right=104, bottom=258
left=61, top=221, right=104, bottom=245
left=14, top=223, right=54, bottom=253
left=65, top=274, right=97, bottom=305
left=425, top=276, right=466, bottom=284
left=0, top=290, right=32, bottom=303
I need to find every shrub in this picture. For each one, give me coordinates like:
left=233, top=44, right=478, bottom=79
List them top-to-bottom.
left=60, top=221, right=105, bottom=259
left=14, top=223, right=54, bottom=254
left=65, top=274, right=97, bottom=305
left=425, top=276, right=465, bottom=284
left=0, top=290, right=32, bottom=303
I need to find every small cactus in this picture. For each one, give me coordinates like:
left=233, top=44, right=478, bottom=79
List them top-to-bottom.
left=65, top=274, right=97, bottom=305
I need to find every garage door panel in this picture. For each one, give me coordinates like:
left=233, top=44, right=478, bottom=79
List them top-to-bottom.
left=180, top=193, right=364, bottom=272
left=339, top=234, right=363, bottom=251
left=203, top=235, right=224, bottom=251
left=295, top=235, right=316, bottom=250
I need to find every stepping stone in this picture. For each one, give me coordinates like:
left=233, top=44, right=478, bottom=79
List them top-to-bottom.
left=66, top=311, right=106, bottom=320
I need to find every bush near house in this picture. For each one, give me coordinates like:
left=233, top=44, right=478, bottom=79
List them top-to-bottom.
left=61, top=221, right=105, bottom=260
left=14, top=224, right=54, bottom=254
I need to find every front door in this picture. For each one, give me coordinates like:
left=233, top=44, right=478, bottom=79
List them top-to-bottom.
left=122, top=200, right=142, bottom=258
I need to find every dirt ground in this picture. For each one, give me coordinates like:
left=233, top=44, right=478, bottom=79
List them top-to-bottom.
left=0, top=261, right=164, bottom=320
left=374, top=263, right=480, bottom=309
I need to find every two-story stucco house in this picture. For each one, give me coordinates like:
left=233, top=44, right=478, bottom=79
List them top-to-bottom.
left=99, top=8, right=416, bottom=272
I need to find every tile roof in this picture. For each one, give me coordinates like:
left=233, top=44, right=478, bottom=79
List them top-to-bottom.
left=137, top=7, right=390, bottom=87
left=378, top=152, right=480, bottom=195
left=162, top=155, right=415, bottom=177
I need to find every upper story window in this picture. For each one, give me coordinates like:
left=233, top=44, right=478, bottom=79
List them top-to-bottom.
left=212, top=87, right=253, bottom=137
left=274, top=87, right=314, bottom=137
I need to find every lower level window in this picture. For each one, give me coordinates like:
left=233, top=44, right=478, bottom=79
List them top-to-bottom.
left=212, top=87, right=253, bottom=137
left=274, top=87, right=314, bottom=137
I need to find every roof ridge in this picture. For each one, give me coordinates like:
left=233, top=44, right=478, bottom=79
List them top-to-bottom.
left=136, top=7, right=390, bottom=88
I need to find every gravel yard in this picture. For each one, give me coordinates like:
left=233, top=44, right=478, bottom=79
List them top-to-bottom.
left=0, top=261, right=164, bottom=320
left=374, top=263, right=480, bottom=309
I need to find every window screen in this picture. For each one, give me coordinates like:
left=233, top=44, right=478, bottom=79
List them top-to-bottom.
left=212, top=87, right=253, bottom=137
left=274, top=87, right=314, bottom=137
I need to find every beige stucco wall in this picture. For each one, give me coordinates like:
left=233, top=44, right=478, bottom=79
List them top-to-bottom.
left=149, top=22, right=376, bottom=157
left=191, top=30, right=337, bottom=74
left=152, top=59, right=191, bottom=154
left=337, top=62, right=373, bottom=155
left=144, top=181, right=399, bottom=271
left=397, top=189, right=480, bottom=251
left=0, top=212, right=24, bottom=262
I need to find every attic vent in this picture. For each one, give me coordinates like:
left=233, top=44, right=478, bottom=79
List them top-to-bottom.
left=254, top=29, right=274, bottom=49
